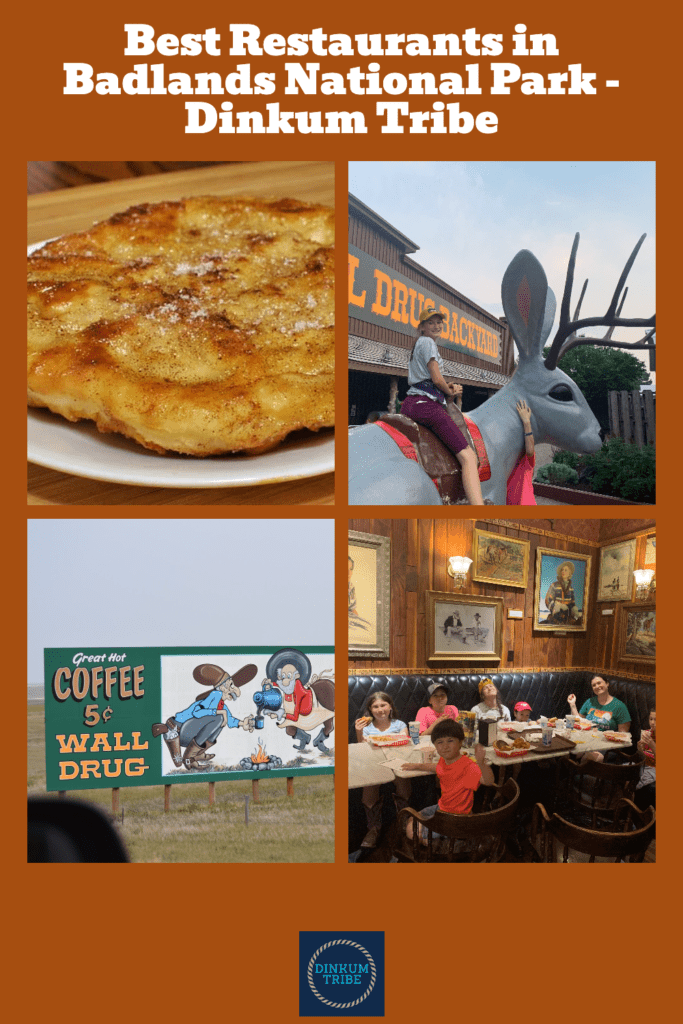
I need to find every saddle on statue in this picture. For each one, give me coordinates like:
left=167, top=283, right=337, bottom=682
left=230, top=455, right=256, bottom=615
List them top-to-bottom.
left=377, top=406, right=487, bottom=505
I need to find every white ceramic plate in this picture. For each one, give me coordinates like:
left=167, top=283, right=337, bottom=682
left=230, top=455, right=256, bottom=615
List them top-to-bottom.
left=27, top=240, right=335, bottom=488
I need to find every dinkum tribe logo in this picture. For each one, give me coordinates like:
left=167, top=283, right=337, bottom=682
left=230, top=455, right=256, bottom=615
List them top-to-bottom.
left=299, top=932, right=384, bottom=1017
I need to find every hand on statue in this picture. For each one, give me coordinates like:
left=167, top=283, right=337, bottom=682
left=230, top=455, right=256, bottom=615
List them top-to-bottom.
left=516, top=398, right=532, bottom=425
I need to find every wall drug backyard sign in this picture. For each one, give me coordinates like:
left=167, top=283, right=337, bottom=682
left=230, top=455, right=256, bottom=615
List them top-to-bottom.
left=44, top=646, right=335, bottom=791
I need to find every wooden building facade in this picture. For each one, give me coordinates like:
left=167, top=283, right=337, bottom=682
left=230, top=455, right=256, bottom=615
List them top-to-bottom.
left=348, top=194, right=515, bottom=424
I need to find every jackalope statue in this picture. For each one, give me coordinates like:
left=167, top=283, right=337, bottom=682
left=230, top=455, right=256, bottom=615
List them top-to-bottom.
left=348, top=234, right=655, bottom=506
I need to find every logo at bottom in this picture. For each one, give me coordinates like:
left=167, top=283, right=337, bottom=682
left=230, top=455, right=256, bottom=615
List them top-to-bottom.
left=299, top=932, right=385, bottom=1017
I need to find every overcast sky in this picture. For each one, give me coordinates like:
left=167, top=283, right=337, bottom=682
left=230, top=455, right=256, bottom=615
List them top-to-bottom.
left=349, top=161, right=655, bottom=381
left=27, top=519, right=334, bottom=684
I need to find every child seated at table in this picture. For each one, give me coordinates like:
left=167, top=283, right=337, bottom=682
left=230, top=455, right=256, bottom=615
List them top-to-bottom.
left=472, top=679, right=512, bottom=725
left=416, top=683, right=459, bottom=735
left=354, top=691, right=411, bottom=848
left=512, top=701, right=533, bottom=723
left=635, top=709, right=656, bottom=809
left=400, top=719, right=494, bottom=842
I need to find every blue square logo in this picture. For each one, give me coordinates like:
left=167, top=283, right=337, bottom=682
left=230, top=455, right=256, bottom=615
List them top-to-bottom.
left=299, top=932, right=385, bottom=1017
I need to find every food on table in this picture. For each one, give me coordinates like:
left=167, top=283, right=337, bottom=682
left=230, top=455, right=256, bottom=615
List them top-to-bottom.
left=28, top=195, right=335, bottom=455
left=604, top=731, right=629, bottom=742
left=369, top=734, right=409, bottom=745
left=511, top=735, right=531, bottom=749
left=493, top=737, right=530, bottom=758
left=495, top=738, right=532, bottom=751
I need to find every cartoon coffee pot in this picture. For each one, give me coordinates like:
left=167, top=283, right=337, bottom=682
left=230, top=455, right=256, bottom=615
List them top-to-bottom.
left=152, top=663, right=257, bottom=770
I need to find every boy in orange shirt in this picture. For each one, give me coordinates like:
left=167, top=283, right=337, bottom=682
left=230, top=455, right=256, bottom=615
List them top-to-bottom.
left=401, top=719, right=495, bottom=841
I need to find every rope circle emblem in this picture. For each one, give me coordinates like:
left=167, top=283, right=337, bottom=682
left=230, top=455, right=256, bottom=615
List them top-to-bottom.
left=306, top=938, right=376, bottom=1009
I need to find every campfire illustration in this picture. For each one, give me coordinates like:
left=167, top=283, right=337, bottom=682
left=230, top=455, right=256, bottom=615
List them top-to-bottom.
left=240, top=740, right=283, bottom=771
left=251, top=740, right=269, bottom=764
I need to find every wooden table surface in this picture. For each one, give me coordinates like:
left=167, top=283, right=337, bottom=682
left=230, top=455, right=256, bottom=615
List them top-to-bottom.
left=27, top=161, right=335, bottom=506
left=348, top=729, right=631, bottom=788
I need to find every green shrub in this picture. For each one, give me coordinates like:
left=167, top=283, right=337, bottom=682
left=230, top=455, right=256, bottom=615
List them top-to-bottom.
left=578, top=438, right=655, bottom=503
left=551, top=450, right=579, bottom=471
left=535, top=463, right=579, bottom=486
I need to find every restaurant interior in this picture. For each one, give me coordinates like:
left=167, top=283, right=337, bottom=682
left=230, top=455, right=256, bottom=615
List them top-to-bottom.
left=348, top=516, right=656, bottom=863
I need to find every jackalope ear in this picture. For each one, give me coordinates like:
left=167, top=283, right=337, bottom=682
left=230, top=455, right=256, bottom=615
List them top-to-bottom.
left=502, top=250, right=551, bottom=360
left=541, top=287, right=557, bottom=347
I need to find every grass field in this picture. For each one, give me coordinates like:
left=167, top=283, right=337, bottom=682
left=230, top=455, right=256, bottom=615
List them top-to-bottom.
left=28, top=707, right=335, bottom=862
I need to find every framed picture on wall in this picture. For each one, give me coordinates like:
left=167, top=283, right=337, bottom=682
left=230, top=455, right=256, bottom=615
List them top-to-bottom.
left=472, top=528, right=530, bottom=588
left=348, top=531, right=391, bottom=658
left=645, top=534, right=656, bottom=569
left=597, top=539, right=636, bottom=602
left=533, top=547, right=591, bottom=633
left=426, top=591, right=503, bottom=664
left=618, top=602, right=656, bottom=663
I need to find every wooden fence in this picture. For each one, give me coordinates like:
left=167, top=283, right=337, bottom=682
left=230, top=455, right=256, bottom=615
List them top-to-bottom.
left=608, top=389, right=655, bottom=446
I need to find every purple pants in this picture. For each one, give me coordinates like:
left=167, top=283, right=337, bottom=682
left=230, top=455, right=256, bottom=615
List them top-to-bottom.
left=401, top=395, right=469, bottom=454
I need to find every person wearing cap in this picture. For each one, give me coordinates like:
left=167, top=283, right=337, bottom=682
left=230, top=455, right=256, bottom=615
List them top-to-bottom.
left=401, top=308, right=485, bottom=505
left=545, top=561, right=580, bottom=625
left=163, top=663, right=257, bottom=771
left=416, top=683, right=459, bottom=735
left=513, top=701, right=533, bottom=723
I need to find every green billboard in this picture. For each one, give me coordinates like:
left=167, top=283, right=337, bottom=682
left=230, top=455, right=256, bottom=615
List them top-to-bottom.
left=44, top=646, right=335, bottom=791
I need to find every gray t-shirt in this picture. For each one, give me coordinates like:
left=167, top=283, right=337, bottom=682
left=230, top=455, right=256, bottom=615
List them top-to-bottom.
left=407, top=336, right=443, bottom=400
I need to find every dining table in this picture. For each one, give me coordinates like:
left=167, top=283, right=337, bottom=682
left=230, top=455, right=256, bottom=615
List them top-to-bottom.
left=27, top=161, right=335, bottom=506
left=348, top=726, right=633, bottom=789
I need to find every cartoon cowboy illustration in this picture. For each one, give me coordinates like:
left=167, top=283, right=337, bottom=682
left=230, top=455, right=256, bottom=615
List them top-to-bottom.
left=545, top=561, right=581, bottom=625
left=260, top=648, right=335, bottom=754
left=152, top=663, right=257, bottom=771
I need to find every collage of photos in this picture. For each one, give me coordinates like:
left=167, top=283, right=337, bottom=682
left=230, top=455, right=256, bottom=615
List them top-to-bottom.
left=16, top=0, right=671, bottom=1010
left=28, top=162, right=655, bottom=871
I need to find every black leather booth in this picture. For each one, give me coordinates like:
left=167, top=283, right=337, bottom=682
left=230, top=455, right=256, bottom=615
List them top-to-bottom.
left=348, top=670, right=654, bottom=743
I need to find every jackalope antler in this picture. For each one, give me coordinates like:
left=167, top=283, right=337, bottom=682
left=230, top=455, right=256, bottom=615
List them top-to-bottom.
left=544, top=233, right=656, bottom=370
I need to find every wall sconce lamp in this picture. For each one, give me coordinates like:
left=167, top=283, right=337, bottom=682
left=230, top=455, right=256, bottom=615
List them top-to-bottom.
left=448, top=556, right=472, bottom=590
left=633, top=568, right=655, bottom=600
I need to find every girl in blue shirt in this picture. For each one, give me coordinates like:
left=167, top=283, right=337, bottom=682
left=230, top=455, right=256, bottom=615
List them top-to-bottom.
left=354, top=692, right=411, bottom=849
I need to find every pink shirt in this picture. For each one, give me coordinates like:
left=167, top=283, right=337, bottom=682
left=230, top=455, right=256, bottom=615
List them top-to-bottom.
left=507, top=452, right=536, bottom=505
left=416, top=705, right=459, bottom=734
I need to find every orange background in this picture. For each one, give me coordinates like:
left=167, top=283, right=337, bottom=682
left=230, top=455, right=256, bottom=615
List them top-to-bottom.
left=12, top=0, right=673, bottom=1020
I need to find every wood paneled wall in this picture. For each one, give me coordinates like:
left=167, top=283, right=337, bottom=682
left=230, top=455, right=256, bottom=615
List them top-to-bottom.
left=349, top=518, right=655, bottom=681
left=588, top=529, right=656, bottom=677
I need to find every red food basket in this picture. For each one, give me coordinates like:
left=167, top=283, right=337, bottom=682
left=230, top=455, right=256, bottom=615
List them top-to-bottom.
left=370, top=736, right=410, bottom=748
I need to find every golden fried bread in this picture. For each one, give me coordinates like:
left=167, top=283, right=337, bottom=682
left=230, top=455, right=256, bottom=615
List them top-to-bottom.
left=27, top=196, right=334, bottom=455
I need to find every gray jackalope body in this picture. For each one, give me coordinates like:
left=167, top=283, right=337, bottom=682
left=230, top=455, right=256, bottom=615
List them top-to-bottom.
left=348, top=234, right=655, bottom=506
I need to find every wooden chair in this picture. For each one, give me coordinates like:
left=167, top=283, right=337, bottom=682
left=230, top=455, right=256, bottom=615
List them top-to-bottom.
left=558, top=752, right=645, bottom=828
left=392, top=779, right=520, bottom=863
left=531, top=799, right=655, bottom=863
